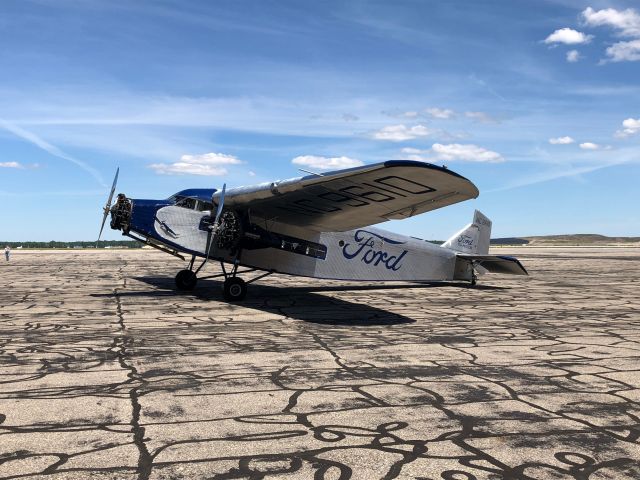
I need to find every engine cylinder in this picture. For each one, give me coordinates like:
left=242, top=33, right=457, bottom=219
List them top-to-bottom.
left=110, top=194, right=132, bottom=233
left=216, top=210, right=242, bottom=250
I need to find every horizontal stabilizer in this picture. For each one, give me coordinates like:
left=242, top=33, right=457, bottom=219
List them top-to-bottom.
left=457, top=254, right=528, bottom=275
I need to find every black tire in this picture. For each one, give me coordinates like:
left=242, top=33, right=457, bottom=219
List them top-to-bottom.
left=175, top=269, right=197, bottom=291
left=223, top=277, right=247, bottom=301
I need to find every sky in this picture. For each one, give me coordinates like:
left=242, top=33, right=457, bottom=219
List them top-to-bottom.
left=0, top=0, right=639, bottom=241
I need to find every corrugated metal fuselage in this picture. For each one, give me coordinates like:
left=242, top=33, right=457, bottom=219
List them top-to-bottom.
left=147, top=205, right=459, bottom=282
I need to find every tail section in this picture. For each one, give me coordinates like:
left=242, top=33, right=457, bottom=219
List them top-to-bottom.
left=442, top=210, right=492, bottom=255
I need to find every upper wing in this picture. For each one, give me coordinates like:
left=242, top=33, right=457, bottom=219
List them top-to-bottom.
left=220, top=160, right=479, bottom=232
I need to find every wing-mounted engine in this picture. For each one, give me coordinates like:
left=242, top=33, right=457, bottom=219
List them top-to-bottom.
left=198, top=209, right=244, bottom=253
left=216, top=210, right=243, bottom=251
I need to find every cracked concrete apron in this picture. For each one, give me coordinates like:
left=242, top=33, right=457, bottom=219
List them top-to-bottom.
left=1, top=248, right=639, bottom=479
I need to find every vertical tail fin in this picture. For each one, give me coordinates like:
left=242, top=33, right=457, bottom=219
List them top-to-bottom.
left=441, top=210, right=492, bottom=254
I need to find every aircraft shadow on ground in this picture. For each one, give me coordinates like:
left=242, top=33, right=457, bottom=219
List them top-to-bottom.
left=91, top=276, right=506, bottom=326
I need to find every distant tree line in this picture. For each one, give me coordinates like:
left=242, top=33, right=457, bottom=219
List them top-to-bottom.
left=1, top=240, right=143, bottom=249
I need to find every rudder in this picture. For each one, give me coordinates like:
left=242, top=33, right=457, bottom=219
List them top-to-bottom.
left=442, top=210, right=492, bottom=255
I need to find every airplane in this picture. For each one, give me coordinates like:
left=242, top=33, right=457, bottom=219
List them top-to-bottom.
left=98, top=161, right=527, bottom=302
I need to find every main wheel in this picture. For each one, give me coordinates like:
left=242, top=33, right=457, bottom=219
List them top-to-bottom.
left=175, top=269, right=198, bottom=291
left=223, top=277, right=247, bottom=301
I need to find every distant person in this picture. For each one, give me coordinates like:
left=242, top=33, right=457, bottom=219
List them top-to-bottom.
left=4, top=246, right=10, bottom=261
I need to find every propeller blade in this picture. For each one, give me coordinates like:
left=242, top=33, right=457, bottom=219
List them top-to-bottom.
left=97, top=167, right=119, bottom=244
left=203, top=183, right=226, bottom=262
left=213, top=183, right=226, bottom=226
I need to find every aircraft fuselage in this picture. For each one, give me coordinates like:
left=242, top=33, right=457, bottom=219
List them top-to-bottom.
left=115, top=198, right=465, bottom=282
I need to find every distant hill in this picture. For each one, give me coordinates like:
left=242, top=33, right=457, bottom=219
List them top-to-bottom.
left=491, top=234, right=640, bottom=246
left=490, top=237, right=529, bottom=245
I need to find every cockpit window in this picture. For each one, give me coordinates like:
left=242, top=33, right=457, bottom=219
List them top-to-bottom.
left=171, top=195, right=213, bottom=212
left=175, top=197, right=197, bottom=209
left=196, top=201, right=213, bottom=211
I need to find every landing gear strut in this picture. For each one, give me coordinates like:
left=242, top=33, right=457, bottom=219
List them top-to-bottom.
left=174, top=254, right=273, bottom=302
left=470, top=271, right=478, bottom=287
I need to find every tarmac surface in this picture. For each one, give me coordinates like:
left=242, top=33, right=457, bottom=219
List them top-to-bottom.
left=1, top=247, right=639, bottom=479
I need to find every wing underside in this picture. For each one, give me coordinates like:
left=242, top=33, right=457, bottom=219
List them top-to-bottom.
left=221, top=160, right=479, bottom=232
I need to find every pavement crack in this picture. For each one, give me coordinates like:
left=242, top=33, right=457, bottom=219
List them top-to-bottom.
left=114, top=284, right=152, bottom=480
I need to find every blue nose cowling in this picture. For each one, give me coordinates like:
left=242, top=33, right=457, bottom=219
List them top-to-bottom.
left=126, top=199, right=171, bottom=239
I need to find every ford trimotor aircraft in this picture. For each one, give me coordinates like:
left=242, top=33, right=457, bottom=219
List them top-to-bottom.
left=98, top=161, right=527, bottom=301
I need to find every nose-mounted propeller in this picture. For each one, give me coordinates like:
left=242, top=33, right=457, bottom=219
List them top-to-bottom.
left=97, top=167, right=119, bottom=247
left=202, top=183, right=226, bottom=265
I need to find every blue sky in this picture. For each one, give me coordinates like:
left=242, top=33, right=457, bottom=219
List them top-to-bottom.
left=0, top=0, right=639, bottom=241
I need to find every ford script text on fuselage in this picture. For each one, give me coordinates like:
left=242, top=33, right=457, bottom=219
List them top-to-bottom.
left=342, top=230, right=408, bottom=271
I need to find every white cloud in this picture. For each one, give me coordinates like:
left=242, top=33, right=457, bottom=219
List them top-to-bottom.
left=581, top=7, right=640, bottom=62
left=582, top=7, right=640, bottom=38
left=544, top=28, right=593, bottom=45
left=604, top=39, right=640, bottom=62
left=566, top=49, right=581, bottom=62
left=425, top=107, right=455, bottom=119
left=381, top=110, right=422, bottom=119
left=464, top=111, right=497, bottom=123
left=615, top=117, right=640, bottom=138
left=372, top=124, right=433, bottom=141
left=549, top=136, right=575, bottom=145
left=579, top=142, right=600, bottom=150
left=432, top=143, right=504, bottom=163
left=400, top=144, right=503, bottom=163
left=398, top=147, right=430, bottom=162
left=400, top=147, right=422, bottom=154
left=149, top=152, right=242, bottom=176
left=182, top=153, right=242, bottom=165
left=292, top=155, right=363, bottom=171
left=0, top=161, right=23, bottom=169
left=149, top=163, right=227, bottom=175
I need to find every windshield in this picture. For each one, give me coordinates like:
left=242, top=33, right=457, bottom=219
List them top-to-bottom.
left=170, top=195, right=213, bottom=211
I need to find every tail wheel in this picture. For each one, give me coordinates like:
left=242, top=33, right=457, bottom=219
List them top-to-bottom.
left=176, top=270, right=198, bottom=291
left=223, top=277, right=247, bottom=301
